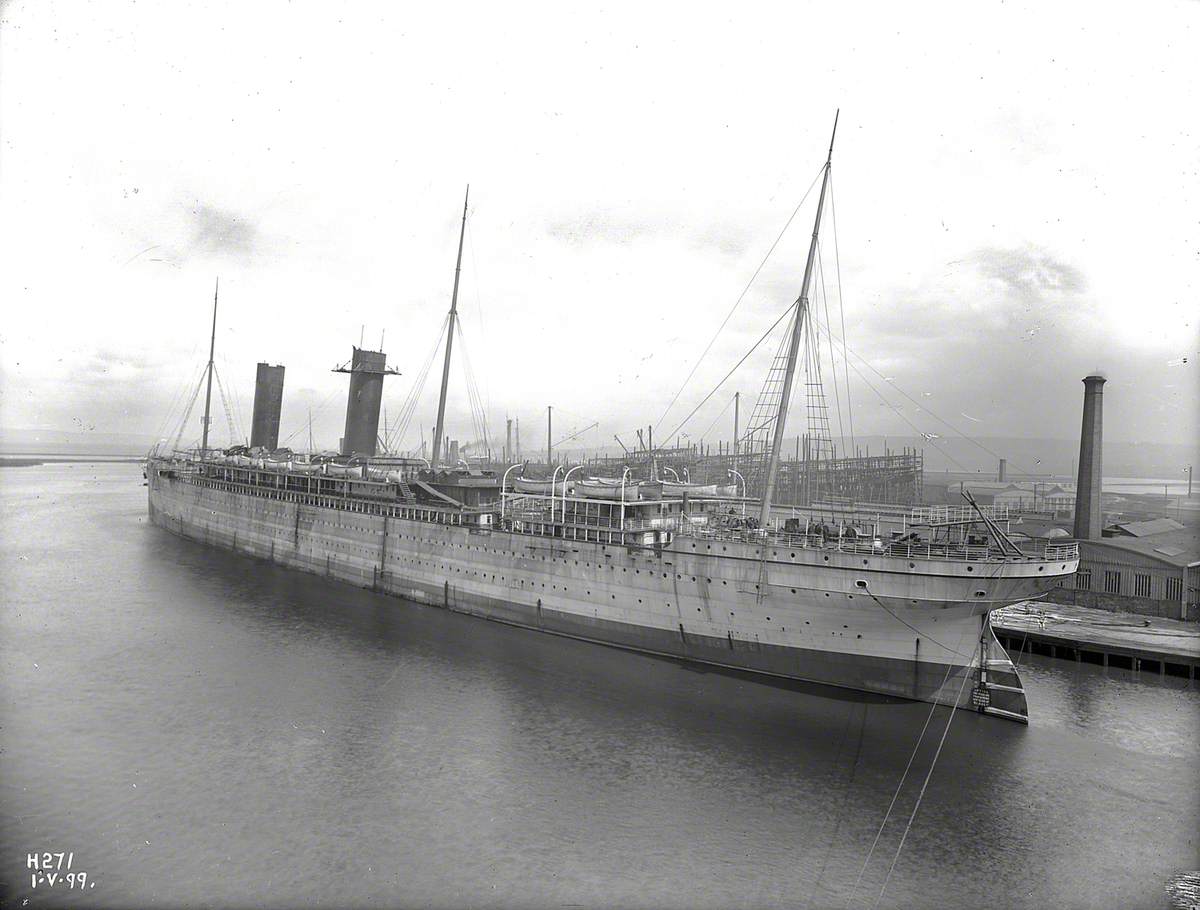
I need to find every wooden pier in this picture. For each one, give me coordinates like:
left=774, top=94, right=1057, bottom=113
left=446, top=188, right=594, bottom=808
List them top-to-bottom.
left=992, top=601, right=1200, bottom=679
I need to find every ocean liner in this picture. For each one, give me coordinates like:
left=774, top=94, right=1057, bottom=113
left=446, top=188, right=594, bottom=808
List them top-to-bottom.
left=146, top=122, right=1078, bottom=722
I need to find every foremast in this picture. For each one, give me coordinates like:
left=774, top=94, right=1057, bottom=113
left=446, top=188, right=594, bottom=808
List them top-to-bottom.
left=758, top=113, right=838, bottom=526
left=431, top=187, right=469, bottom=467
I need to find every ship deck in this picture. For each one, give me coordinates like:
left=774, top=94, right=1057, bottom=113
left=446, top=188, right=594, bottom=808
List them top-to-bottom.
left=150, top=455, right=1078, bottom=567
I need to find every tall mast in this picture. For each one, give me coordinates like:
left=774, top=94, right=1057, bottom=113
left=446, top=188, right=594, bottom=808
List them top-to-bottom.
left=758, top=112, right=838, bottom=526
left=431, top=186, right=469, bottom=466
left=201, top=278, right=219, bottom=456
left=546, top=406, right=552, bottom=468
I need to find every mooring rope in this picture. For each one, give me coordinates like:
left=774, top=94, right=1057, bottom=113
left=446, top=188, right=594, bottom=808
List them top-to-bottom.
left=845, top=621, right=979, bottom=909
left=871, top=654, right=978, bottom=909
left=844, top=659, right=955, bottom=908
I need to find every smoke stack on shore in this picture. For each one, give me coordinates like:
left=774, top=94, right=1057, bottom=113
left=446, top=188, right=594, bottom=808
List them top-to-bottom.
left=336, top=347, right=394, bottom=457
left=249, top=363, right=285, bottom=450
left=1073, top=374, right=1106, bottom=540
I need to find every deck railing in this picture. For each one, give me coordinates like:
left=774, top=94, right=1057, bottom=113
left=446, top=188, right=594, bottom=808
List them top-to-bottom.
left=909, top=504, right=1010, bottom=525
left=504, top=507, right=673, bottom=533
left=684, top=525, right=1078, bottom=563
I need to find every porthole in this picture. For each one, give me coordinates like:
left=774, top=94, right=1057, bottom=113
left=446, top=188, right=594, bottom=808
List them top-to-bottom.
left=855, top=580, right=867, bottom=589
left=974, top=590, right=986, bottom=597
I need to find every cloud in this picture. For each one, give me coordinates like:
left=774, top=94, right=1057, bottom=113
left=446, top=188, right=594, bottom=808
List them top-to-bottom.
left=186, top=204, right=259, bottom=261
left=546, top=209, right=751, bottom=257
left=546, top=211, right=659, bottom=247
left=689, top=224, right=753, bottom=258
left=968, top=246, right=1087, bottom=305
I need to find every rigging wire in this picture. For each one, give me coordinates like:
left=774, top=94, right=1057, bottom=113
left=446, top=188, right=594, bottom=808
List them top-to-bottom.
left=652, top=164, right=826, bottom=437
left=828, top=174, right=856, bottom=452
left=465, top=217, right=492, bottom=419
left=816, top=239, right=847, bottom=458
left=661, top=300, right=799, bottom=447
left=741, top=305, right=798, bottom=452
left=810, top=307, right=1041, bottom=477
left=807, top=313, right=979, bottom=475
left=386, top=314, right=449, bottom=452
left=456, top=320, right=492, bottom=455
left=152, top=335, right=205, bottom=445
left=219, top=354, right=249, bottom=443
left=154, top=362, right=207, bottom=449
left=212, top=364, right=240, bottom=446
left=170, top=368, right=208, bottom=453
left=280, top=386, right=341, bottom=449
left=696, top=393, right=736, bottom=444
left=553, top=421, right=599, bottom=449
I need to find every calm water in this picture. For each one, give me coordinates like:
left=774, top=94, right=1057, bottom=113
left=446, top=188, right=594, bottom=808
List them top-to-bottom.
left=2, top=464, right=1197, bottom=910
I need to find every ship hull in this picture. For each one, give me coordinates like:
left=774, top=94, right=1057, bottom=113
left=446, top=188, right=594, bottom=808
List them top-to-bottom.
left=148, top=467, right=1045, bottom=720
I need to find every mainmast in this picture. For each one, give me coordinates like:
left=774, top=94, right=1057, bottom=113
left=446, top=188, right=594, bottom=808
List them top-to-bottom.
left=758, top=112, right=838, bottom=526
left=431, top=186, right=469, bottom=467
left=200, top=278, right=219, bottom=456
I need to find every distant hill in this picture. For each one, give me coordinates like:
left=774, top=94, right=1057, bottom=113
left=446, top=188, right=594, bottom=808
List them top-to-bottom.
left=0, top=427, right=159, bottom=457
left=847, top=435, right=1197, bottom=479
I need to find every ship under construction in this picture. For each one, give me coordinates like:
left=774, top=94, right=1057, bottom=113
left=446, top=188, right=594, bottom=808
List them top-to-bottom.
left=146, top=121, right=1078, bottom=722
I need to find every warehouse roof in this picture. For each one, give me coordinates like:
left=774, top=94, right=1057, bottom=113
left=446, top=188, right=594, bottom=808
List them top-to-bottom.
left=1105, top=517, right=1186, bottom=537
left=1082, top=526, right=1200, bottom=569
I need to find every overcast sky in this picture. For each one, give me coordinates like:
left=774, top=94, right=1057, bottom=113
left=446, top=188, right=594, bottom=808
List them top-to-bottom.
left=1, top=0, right=1196, bottom=458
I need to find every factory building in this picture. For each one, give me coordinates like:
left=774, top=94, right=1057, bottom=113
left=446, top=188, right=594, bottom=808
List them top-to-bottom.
left=939, top=480, right=1076, bottom=514
left=1047, top=527, right=1199, bottom=621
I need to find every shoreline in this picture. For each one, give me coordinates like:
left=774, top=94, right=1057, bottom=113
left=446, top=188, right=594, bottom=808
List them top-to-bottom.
left=0, top=456, right=142, bottom=467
